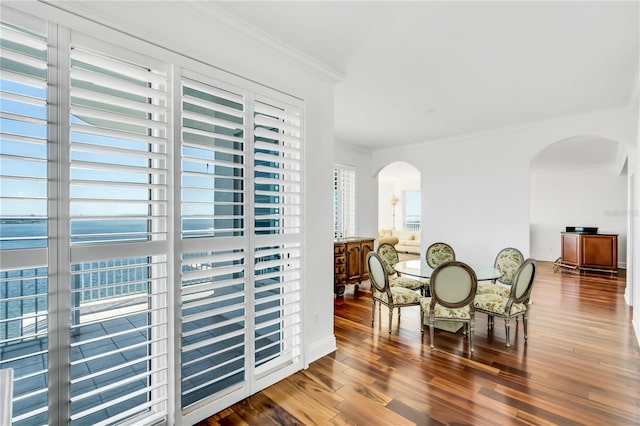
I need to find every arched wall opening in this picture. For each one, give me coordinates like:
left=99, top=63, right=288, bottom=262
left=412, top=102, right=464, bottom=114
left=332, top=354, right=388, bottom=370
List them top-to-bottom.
left=529, top=135, right=629, bottom=269
left=377, top=161, right=421, bottom=254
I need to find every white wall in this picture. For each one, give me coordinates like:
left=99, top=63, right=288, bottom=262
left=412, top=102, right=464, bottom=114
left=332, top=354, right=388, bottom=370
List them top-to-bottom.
left=372, top=107, right=637, bottom=265
left=334, top=142, right=378, bottom=239
left=530, top=167, right=628, bottom=265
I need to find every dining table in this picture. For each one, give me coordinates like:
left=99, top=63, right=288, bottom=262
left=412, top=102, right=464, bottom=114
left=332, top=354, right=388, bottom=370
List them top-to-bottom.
left=393, top=259, right=502, bottom=333
left=394, top=259, right=502, bottom=282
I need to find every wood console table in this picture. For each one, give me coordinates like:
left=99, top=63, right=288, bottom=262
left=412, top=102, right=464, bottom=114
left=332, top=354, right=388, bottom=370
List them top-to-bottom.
left=556, top=232, right=618, bottom=275
left=334, top=237, right=374, bottom=297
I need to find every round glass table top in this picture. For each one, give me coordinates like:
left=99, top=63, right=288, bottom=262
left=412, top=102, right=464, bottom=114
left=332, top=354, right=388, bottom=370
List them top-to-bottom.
left=394, top=259, right=501, bottom=281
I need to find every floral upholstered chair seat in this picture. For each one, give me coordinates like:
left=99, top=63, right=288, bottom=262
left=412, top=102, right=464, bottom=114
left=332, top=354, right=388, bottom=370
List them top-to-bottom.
left=378, top=242, right=427, bottom=293
left=390, top=276, right=424, bottom=291
left=476, top=282, right=512, bottom=297
left=373, top=286, right=421, bottom=305
left=473, top=293, right=527, bottom=315
left=419, top=297, right=471, bottom=319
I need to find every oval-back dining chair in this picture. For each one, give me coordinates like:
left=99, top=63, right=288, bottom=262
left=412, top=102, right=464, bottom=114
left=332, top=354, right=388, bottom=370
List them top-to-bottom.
left=367, top=252, right=421, bottom=333
left=474, top=258, right=537, bottom=348
left=420, top=261, right=477, bottom=353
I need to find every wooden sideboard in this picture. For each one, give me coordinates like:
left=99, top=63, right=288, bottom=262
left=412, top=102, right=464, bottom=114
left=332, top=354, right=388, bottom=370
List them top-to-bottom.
left=560, top=232, right=618, bottom=275
left=334, top=237, right=374, bottom=297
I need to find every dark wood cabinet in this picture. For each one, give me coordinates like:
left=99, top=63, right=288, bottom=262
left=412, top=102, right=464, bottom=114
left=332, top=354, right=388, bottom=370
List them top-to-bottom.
left=560, top=232, right=618, bottom=275
left=334, top=237, right=375, bottom=297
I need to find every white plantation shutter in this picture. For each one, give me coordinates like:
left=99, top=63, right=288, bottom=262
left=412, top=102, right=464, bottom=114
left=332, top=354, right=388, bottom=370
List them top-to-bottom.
left=1, top=8, right=306, bottom=425
left=0, top=16, right=50, bottom=426
left=68, top=37, right=169, bottom=425
left=69, top=42, right=168, bottom=244
left=179, top=75, right=248, bottom=410
left=181, top=77, right=245, bottom=239
left=253, top=99, right=302, bottom=380
left=333, top=167, right=356, bottom=238
left=180, top=247, right=246, bottom=408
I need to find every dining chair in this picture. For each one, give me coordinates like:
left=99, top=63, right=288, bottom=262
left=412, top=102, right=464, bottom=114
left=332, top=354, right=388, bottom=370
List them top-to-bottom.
left=425, top=242, right=456, bottom=268
left=377, top=243, right=427, bottom=294
left=477, top=247, right=524, bottom=297
left=366, top=252, right=421, bottom=333
left=474, top=258, right=537, bottom=348
left=420, top=261, right=477, bottom=353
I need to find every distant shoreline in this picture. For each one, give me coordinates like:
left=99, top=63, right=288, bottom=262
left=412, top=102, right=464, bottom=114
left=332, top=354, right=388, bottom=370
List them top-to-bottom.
left=0, top=219, right=47, bottom=224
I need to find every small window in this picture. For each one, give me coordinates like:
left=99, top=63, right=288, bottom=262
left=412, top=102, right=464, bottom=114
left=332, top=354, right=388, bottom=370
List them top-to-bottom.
left=333, top=166, right=356, bottom=238
left=404, top=190, right=421, bottom=231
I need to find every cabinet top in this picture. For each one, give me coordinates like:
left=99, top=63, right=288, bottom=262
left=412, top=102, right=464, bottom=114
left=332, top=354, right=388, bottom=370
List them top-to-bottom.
left=562, top=232, right=618, bottom=236
left=334, top=237, right=375, bottom=243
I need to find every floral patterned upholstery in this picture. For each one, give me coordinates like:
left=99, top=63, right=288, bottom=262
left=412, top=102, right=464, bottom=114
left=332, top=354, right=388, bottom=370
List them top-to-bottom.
left=377, top=243, right=399, bottom=276
left=426, top=243, right=455, bottom=268
left=494, top=248, right=524, bottom=285
left=390, top=276, right=425, bottom=291
left=476, top=282, right=511, bottom=297
left=373, top=286, right=421, bottom=305
left=473, top=293, right=526, bottom=315
left=420, top=297, right=471, bottom=319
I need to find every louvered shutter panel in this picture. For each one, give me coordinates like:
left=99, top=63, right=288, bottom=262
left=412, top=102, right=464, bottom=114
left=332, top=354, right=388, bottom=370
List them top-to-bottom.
left=0, top=17, right=50, bottom=426
left=68, top=38, right=169, bottom=425
left=180, top=75, right=248, bottom=409
left=253, top=99, right=303, bottom=379
left=333, top=167, right=356, bottom=238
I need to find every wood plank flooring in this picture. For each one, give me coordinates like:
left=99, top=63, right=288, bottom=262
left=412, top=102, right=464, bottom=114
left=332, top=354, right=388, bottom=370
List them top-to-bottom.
left=198, top=261, right=639, bottom=425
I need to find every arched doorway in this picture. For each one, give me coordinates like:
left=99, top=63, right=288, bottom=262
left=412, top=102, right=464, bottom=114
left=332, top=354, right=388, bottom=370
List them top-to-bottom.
left=529, top=136, right=629, bottom=270
left=377, top=161, right=421, bottom=254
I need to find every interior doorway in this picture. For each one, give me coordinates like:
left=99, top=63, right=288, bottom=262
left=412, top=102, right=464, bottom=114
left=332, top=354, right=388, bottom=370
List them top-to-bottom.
left=529, top=136, right=629, bottom=269
left=377, top=161, right=421, bottom=254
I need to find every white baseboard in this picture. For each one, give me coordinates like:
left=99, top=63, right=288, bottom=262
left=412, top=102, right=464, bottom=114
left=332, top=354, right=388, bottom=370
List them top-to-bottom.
left=306, top=335, right=337, bottom=366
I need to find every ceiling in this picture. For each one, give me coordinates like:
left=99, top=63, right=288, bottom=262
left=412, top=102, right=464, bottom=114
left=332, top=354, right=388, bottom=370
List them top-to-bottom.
left=214, top=1, right=638, bottom=151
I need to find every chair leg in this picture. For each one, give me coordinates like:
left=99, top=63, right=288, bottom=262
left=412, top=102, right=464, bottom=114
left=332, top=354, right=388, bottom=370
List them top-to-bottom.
left=371, top=300, right=376, bottom=326
left=388, top=307, right=393, bottom=333
left=523, top=312, right=528, bottom=341
left=429, top=314, right=435, bottom=350
left=469, top=318, right=475, bottom=353
left=504, top=318, right=511, bottom=348
left=429, top=323, right=435, bottom=350
left=463, top=323, right=468, bottom=336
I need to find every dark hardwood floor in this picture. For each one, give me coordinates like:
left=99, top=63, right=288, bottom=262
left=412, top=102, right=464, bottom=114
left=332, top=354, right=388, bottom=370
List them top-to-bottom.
left=198, top=261, right=639, bottom=425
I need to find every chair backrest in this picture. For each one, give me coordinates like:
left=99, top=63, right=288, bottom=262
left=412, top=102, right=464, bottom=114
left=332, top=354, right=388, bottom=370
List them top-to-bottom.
left=426, top=242, right=456, bottom=268
left=377, top=243, right=399, bottom=276
left=494, top=247, right=524, bottom=285
left=367, top=252, right=391, bottom=294
left=510, top=258, right=537, bottom=304
left=430, top=261, right=477, bottom=309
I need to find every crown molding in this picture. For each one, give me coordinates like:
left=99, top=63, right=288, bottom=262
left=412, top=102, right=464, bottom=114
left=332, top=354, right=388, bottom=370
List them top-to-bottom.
left=38, top=0, right=344, bottom=84
left=188, top=2, right=344, bottom=84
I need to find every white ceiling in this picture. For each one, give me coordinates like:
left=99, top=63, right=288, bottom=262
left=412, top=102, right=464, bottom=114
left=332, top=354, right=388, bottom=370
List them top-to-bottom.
left=215, top=1, right=639, bottom=151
